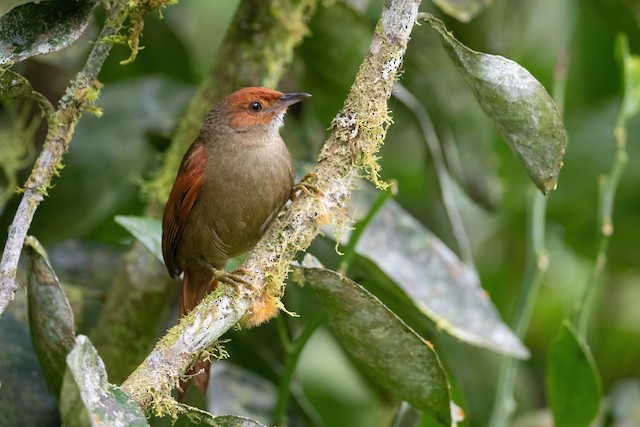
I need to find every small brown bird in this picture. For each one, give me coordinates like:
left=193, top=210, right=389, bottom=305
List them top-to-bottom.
left=162, top=87, right=310, bottom=396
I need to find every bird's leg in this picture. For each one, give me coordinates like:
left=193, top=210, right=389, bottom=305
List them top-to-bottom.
left=291, top=172, right=324, bottom=201
left=196, top=259, right=257, bottom=293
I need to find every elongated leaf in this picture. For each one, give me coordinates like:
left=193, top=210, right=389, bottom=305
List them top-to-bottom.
left=0, top=0, right=96, bottom=65
left=432, top=0, right=491, bottom=23
left=425, top=14, right=566, bottom=194
left=325, top=183, right=529, bottom=359
left=115, top=215, right=163, bottom=261
left=25, top=236, right=76, bottom=398
left=295, top=262, right=452, bottom=426
left=546, top=321, right=602, bottom=427
left=60, top=335, right=149, bottom=427
left=172, top=405, right=268, bottom=427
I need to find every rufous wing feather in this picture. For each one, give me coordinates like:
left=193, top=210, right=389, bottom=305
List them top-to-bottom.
left=161, top=141, right=207, bottom=278
left=162, top=141, right=218, bottom=400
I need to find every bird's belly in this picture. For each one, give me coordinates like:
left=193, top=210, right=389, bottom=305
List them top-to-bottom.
left=183, top=147, right=293, bottom=263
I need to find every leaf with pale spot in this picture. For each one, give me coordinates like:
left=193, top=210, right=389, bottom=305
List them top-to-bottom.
left=0, top=0, right=97, bottom=65
left=425, top=14, right=566, bottom=194
left=295, top=262, right=452, bottom=426
left=60, top=335, right=149, bottom=427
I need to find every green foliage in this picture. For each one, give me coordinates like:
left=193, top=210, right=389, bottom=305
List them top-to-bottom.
left=0, top=0, right=96, bottom=65
left=425, top=14, right=566, bottom=194
left=338, top=183, right=528, bottom=359
left=115, top=215, right=163, bottom=260
left=26, top=236, right=77, bottom=398
left=297, top=263, right=452, bottom=425
left=546, top=321, right=602, bottom=427
left=60, top=335, right=149, bottom=426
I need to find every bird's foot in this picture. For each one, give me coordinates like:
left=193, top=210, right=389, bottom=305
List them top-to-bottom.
left=291, top=173, right=324, bottom=201
left=212, top=267, right=256, bottom=293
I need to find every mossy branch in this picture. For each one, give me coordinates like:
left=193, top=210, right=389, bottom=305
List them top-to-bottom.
left=0, top=0, right=174, bottom=317
left=92, top=0, right=319, bottom=383
left=121, top=0, right=421, bottom=414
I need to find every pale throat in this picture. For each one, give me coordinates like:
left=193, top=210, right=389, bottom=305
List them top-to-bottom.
left=265, top=111, right=286, bottom=141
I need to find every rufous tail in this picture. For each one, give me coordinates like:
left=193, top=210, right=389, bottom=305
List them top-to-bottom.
left=177, top=264, right=221, bottom=401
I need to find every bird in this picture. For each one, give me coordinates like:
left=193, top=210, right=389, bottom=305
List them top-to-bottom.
left=161, top=87, right=311, bottom=397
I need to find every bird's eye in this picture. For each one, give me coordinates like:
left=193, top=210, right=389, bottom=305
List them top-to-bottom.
left=249, top=101, right=262, bottom=112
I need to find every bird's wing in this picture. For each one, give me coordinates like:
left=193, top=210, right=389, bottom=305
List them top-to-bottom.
left=162, top=141, right=206, bottom=277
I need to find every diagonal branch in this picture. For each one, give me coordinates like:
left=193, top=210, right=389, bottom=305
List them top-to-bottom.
left=92, top=0, right=319, bottom=383
left=121, top=0, right=422, bottom=414
left=0, top=3, right=128, bottom=317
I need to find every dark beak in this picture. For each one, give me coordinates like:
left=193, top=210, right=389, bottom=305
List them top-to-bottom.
left=276, top=92, right=311, bottom=110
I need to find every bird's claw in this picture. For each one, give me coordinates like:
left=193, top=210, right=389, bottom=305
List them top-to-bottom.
left=291, top=173, right=324, bottom=201
left=213, top=267, right=256, bottom=293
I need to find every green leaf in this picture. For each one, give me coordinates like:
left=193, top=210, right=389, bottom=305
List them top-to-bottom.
left=0, top=0, right=97, bottom=65
left=432, top=0, right=491, bottom=23
left=424, top=14, right=566, bottom=194
left=328, top=182, right=529, bottom=359
left=115, top=215, right=163, bottom=261
left=25, top=236, right=76, bottom=398
left=295, top=263, right=452, bottom=426
left=546, top=321, right=602, bottom=427
left=60, top=335, right=149, bottom=427
left=171, top=405, right=268, bottom=427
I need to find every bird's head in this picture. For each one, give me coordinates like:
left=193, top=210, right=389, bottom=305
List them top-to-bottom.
left=222, top=87, right=311, bottom=133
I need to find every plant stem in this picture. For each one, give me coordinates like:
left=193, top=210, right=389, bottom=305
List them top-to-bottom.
left=574, top=34, right=633, bottom=335
left=393, top=83, right=476, bottom=271
left=575, top=137, right=627, bottom=335
left=338, top=184, right=394, bottom=275
left=489, top=189, right=547, bottom=427
left=272, top=312, right=325, bottom=426
left=275, top=312, right=292, bottom=351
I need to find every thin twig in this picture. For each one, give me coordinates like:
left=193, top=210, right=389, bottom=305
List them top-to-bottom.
left=393, top=83, right=476, bottom=271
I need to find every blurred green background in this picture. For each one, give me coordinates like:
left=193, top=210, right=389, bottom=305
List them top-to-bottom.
left=1, top=0, right=640, bottom=426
